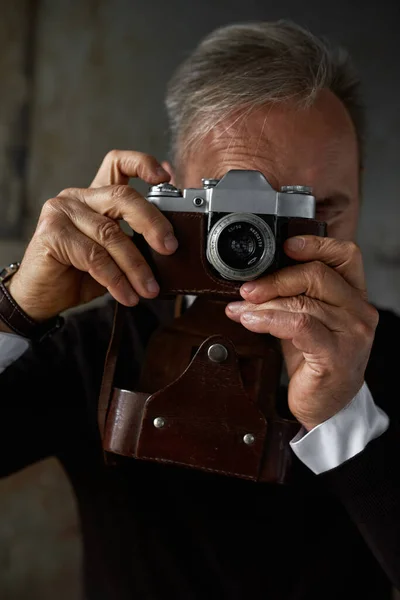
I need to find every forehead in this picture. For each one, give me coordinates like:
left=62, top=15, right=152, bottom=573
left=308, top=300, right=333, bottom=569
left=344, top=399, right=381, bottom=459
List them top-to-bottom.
left=182, top=89, right=359, bottom=201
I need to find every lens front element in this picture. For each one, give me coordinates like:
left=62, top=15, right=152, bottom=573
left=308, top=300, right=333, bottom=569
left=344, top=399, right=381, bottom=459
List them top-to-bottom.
left=206, top=213, right=275, bottom=281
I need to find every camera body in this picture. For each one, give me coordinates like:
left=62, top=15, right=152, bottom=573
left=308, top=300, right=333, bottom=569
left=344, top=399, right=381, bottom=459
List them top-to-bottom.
left=136, top=170, right=326, bottom=298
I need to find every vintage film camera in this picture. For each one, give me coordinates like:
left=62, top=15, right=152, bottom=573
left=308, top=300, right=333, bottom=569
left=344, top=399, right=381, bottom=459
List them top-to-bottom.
left=136, top=169, right=326, bottom=296
left=99, top=171, right=326, bottom=482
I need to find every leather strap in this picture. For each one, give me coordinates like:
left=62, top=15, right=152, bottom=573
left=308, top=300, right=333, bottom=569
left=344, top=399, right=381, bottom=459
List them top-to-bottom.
left=0, top=280, right=63, bottom=342
left=97, top=300, right=126, bottom=441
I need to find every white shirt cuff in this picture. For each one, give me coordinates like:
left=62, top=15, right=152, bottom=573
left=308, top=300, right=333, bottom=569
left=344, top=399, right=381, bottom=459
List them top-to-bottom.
left=0, top=332, right=30, bottom=374
left=289, top=382, right=389, bottom=474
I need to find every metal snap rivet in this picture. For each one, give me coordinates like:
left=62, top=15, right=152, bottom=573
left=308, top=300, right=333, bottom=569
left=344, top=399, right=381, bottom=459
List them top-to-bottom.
left=207, top=343, right=228, bottom=363
left=153, top=417, right=166, bottom=429
left=243, top=433, right=255, bottom=445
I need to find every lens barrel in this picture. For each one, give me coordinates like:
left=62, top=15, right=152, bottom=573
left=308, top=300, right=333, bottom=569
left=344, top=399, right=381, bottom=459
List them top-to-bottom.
left=206, top=213, right=276, bottom=281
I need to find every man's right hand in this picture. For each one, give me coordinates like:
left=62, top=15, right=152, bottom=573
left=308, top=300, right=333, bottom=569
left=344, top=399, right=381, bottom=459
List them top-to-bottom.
left=8, top=150, right=178, bottom=322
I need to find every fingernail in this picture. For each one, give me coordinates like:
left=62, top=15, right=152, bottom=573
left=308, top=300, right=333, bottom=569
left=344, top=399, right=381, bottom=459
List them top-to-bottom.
left=164, top=233, right=179, bottom=252
left=286, top=237, right=305, bottom=251
left=146, top=278, right=159, bottom=294
left=241, top=282, right=256, bottom=294
left=227, top=302, right=242, bottom=313
left=242, top=312, right=258, bottom=322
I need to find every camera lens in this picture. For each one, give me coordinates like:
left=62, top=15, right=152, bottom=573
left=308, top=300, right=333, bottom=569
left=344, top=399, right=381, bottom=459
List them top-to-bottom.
left=206, top=213, right=276, bottom=281
left=218, top=224, right=259, bottom=267
left=229, top=233, right=256, bottom=260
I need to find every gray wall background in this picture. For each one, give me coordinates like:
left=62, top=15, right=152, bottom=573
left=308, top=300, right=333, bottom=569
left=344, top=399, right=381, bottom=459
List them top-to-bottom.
left=0, top=0, right=399, bottom=598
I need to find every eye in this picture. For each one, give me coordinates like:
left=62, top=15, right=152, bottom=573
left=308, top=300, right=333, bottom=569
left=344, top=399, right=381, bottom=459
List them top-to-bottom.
left=316, top=199, right=344, bottom=220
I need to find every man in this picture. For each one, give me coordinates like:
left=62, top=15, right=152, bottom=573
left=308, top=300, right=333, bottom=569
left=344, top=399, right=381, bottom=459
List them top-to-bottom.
left=0, top=20, right=398, bottom=599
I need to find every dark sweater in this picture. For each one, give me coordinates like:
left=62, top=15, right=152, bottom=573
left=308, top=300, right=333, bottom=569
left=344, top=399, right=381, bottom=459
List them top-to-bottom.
left=1, top=297, right=399, bottom=599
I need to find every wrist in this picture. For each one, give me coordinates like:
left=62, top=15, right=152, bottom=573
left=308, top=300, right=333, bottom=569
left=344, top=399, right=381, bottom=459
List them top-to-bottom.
left=0, top=263, right=64, bottom=342
left=7, top=277, right=50, bottom=323
left=294, top=387, right=365, bottom=432
left=294, top=411, right=332, bottom=432
left=299, top=419, right=322, bottom=433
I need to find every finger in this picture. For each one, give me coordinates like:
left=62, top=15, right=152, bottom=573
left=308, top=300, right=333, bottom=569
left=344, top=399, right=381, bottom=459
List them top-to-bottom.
left=91, top=150, right=170, bottom=187
left=58, top=186, right=178, bottom=255
left=57, top=197, right=160, bottom=298
left=46, top=219, right=139, bottom=306
left=284, top=235, right=366, bottom=292
left=240, top=260, right=362, bottom=308
left=226, top=295, right=349, bottom=333
left=239, top=309, right=334, bottom=356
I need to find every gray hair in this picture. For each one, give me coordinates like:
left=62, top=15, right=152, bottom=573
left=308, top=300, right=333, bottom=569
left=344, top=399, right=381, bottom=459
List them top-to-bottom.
left=165, top=20, right=365, bottom=169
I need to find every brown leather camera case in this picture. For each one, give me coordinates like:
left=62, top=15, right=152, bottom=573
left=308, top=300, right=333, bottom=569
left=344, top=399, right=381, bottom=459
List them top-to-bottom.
left=99, top=216, right=326, bottom=483
left=100, top=298, right=300, bottom=483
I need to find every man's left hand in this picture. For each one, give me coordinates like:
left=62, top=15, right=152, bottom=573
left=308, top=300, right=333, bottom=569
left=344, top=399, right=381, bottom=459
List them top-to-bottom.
left=225, top=235, right=379, bottom=431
